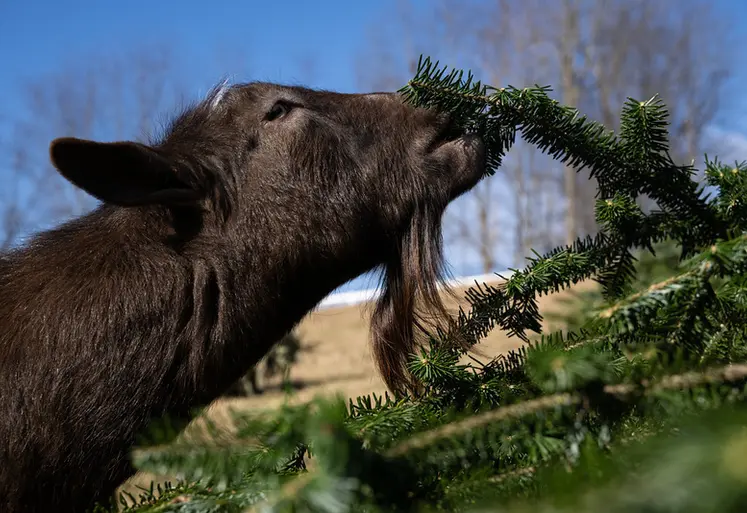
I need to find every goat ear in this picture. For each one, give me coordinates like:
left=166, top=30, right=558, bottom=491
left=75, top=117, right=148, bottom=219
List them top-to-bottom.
left=49, top=137, right=202, bottom=207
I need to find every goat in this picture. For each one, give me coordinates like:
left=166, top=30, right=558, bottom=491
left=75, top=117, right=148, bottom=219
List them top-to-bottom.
left=0, top=81, right=485, bottom=512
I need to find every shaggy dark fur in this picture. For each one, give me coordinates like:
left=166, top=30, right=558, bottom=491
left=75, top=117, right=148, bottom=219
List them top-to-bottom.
left=0, top=82, right=485, bottom=513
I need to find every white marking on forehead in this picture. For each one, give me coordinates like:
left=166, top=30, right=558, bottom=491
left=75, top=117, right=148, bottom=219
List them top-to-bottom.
left=207, top=76, right=232, bottom=111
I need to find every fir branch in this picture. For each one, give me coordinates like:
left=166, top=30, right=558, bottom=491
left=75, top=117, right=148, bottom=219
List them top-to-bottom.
left=401, top=56, right=724, bottom=242
left=448, top=233, right=616, bottom=348
left=598, top=273, right=695, bottom=320
left=386, top=361, right=747, bottom=462
left=610, top=362, right=747, bottom=396
left=385, top=393, right=579, bottom=458
left=242, top=472, right=315, bottom=513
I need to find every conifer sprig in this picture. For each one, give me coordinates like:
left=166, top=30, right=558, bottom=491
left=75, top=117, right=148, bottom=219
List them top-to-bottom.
left=398, top=56, right=731, bottom=371
left=401, top=57, right=722, bottom=242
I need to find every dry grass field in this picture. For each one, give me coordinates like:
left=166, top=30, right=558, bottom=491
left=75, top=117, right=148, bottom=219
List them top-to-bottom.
left=117, top=276, right=596, bottom=504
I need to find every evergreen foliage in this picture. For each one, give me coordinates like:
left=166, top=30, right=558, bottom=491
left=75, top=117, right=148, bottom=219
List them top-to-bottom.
left=100, top=57, right=747, bottom=513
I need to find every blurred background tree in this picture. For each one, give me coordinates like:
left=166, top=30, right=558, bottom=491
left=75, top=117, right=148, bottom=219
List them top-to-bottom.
left=356, top=0, right=735, bottom=273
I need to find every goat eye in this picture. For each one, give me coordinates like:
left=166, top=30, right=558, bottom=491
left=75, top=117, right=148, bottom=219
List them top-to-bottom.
left=265, top=101, right=292, bottom=122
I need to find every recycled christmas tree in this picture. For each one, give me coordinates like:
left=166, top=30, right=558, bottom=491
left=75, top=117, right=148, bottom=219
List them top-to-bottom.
left=104, top=57, right=747, bottom=513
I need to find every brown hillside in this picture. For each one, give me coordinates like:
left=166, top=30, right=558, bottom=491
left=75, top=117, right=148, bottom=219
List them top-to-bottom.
left=217, top=276, right=593, bottom=413
left=119, top=277, right=595, bottom=502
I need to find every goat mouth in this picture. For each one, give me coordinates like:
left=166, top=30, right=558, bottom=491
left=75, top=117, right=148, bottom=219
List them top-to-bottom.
left=427, top=115, right=486, bottom=198
left=427, top=116, right=466, bottom=153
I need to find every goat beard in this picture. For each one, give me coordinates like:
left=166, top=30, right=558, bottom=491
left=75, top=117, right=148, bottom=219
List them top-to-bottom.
left=370, top=204, right=471, bottom=396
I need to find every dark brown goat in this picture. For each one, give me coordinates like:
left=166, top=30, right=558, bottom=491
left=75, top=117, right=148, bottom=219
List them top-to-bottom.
left=0, top=81, right=485, bottom=513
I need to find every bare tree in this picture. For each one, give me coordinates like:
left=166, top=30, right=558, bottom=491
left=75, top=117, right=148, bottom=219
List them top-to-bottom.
left=354, top=0, right=424, bottom=92
left=357, top=0, right=735, bottom=272
left=437, top=0, right=565, bottom=267
left=535, top=0, right=732, bottom=227
left=578, top=0, right=731, bottom=168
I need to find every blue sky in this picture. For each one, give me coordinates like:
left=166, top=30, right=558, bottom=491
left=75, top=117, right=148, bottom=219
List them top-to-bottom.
left=1, top=0, right=746, bottom=293
left=0, top=1, right=387, bottom=96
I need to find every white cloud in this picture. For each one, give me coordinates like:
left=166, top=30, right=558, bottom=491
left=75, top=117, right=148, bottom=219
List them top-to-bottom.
left=703, top=125, right=747, bottom=165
